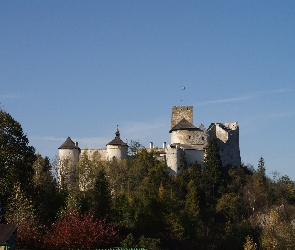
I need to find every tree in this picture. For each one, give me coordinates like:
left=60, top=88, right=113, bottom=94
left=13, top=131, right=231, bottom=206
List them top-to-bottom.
left=0, top=109, right=36, bottom=203
left=204, top=137, right=225, bottom=198
left=128, top=140, right=143, bottom=158
left=128, top=148, right=159, bottom=191
left=76, top=150, right=101, bottom=192
left=32, top=153, right=59, bottom=223
left=257, top=156, right=266, bottom=183
left=105, top=159, right=129, bottom=198
left=91, top=168, right=112, bottom=219
left=183, top=180, right=203, bottom=239
left=5, top=183, right=42, bottom=249
left=112, top=191, right=134, bottom=228
left=216, top=193, right=246, bottom=223
left=259, top=207, right=295, bottom=249
left=44, top=210, right=120, bottom=249
left=244, top=235, right=257, bottom=250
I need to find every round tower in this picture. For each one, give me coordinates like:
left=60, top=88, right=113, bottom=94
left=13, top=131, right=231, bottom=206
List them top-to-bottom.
left=106, top=127, right=128, bottom=160
left=58, top=137, right=80, bottom=188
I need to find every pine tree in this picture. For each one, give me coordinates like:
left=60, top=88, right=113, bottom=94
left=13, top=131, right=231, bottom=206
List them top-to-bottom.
left=204, top=137, right=225, bottom=198
left=33, top=154, right=59, bottom=223
left=257, top=156, right=266, bottom=183
left=92, top=168, right=112, bottom=219
left=183, top=180, right=203, bottom=239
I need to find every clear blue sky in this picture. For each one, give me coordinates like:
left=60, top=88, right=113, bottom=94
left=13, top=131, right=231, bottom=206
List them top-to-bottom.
left=1, top=1, right=294, bottom=179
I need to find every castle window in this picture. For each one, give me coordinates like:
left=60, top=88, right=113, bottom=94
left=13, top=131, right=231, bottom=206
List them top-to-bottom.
left=188, top=136, right=191, bottom=139
left=202, top=136, right=204, bottom=140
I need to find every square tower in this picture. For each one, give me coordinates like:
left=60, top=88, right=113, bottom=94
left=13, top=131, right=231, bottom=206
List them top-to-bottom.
left=171, top=106, right=193, bottom=129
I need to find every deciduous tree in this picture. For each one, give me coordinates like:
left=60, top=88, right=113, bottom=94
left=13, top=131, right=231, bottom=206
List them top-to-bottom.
left=0, top=109, right=36, bottom=202
left=44, top=210, right=120, bottom=249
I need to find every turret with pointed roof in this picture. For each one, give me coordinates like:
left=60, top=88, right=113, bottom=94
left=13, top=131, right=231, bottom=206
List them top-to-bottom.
left=106, top=127, right=128, bottom=161
left=107, top=127, right=128, bottom=146
left=58, top=136, right=80, bottom=189
left=58, top=136, right=80, bottom=149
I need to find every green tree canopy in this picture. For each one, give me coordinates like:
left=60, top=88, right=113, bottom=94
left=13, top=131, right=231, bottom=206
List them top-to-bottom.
left=0, top=109, right=36, bottom=203
left=204, top=137, right=225, bottom=198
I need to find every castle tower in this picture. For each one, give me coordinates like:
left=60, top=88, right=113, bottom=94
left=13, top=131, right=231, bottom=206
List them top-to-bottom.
left=168, top=105, right=208, bottom=169
left=171, top=106, right=193, bottom=129
left=106, top=127, right=128, bottom=160
left=58, top=137, right=80, bottom=188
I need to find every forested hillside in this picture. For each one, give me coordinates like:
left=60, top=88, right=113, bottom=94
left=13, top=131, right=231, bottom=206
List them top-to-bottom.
left=1, top=109, right=295, bottom=250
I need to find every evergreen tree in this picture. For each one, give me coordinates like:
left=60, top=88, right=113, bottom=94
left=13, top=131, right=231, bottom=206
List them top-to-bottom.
left=204, top=137, right=225, bottom=198
left=32, top=154, right=59, bottom=223
left=257, top=156, right=267, bottom=184
left=92, top=168, right=112, bottom=219
left=183, top=180, right=203, bottom=239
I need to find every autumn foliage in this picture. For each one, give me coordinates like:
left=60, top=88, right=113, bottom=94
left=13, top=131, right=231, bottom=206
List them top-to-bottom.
left=43, top=210, right=120, bottom=249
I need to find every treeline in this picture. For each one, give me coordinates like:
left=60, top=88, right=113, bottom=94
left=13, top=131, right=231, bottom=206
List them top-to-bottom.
left=1, top=109, right=295, bottom=249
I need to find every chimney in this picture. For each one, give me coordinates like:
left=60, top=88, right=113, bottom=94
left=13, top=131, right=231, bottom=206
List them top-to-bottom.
left=75, top=142, right=78, bottom=147
left=150, top=142, right=153, bottom=149
left=163, top=142, right=166, bottom=148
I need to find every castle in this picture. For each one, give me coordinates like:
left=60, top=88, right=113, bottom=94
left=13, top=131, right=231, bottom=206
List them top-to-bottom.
left=58, top=106, right=241, bottom=185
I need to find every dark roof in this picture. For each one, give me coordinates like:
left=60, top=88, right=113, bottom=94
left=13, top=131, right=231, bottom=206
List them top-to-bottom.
left=169, top=118, right=198, bottom=133
left=107, top=129, right=128, bottom=146
left=58, top=137, right=79, bottom=149
left=0, top=224, right=17, bottom=243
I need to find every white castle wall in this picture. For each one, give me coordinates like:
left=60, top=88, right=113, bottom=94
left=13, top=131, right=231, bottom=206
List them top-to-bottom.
left=58, top=106, right=241, bottom=184
left=208, top=122, right=241, bottom=167
left=170, top=128, right=208, bottom=145
left=106, top=145, right=128, bottom=160
left=165, top=145, right=182, bottom=174
left=58, top=148, right=80, bottom=187
left=80, top=148, right=107, bottom=161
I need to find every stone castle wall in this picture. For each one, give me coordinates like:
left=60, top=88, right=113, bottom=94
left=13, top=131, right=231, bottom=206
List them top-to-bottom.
left=58, top=105, right=241, bottom=186
left=171, top=106, right=193, bottom=129
left=208, top=122, right=241, bottom=167
left=170, top=127, right=208, bottom=145
left=106, top=145, right=128, bottom=160
left=165, top=146, right=182, bottom=174
left=58, top=148, right=80, bottom=186
left=80, top=148, right=107, bottom=161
